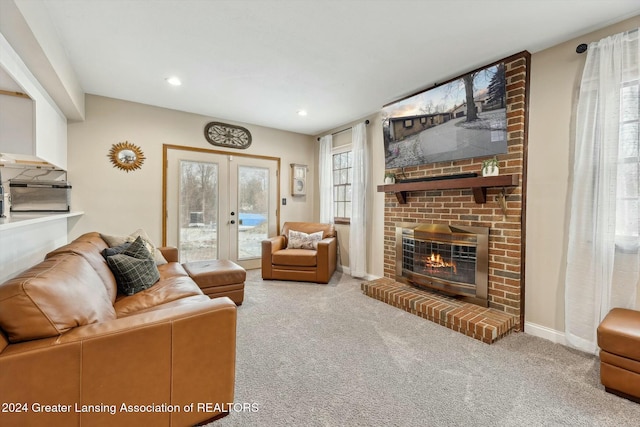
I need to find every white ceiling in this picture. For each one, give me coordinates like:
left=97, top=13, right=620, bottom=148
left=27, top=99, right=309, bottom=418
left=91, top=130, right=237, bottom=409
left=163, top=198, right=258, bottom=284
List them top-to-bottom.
left=40, top=0, right=640, bottom=136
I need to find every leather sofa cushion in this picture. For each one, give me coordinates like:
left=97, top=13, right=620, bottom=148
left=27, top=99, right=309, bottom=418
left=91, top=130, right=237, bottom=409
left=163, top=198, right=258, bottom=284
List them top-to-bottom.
left=46, top=233, right=118, bottom=303
left=272, top=249, right=318, bottom=267
left=0, top=253, right=116, bottom=343
left=158, top=262, right=190, bottom=280
left=114, top=276, right=204, bottom=317
left=131, top=294, right=212, bottom=315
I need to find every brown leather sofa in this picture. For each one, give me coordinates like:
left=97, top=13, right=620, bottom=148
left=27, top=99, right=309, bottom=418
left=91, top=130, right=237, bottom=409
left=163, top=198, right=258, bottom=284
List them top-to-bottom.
left=261, top=222, right=337, bottom=283
left=0, top=232, right=236, bottom=427
left=597, top=307, right=640, bottom=402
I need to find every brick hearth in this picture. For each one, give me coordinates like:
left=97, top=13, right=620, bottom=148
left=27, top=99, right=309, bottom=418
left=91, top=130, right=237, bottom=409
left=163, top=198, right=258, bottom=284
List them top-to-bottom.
left=362, top=278, right=517, bottom=344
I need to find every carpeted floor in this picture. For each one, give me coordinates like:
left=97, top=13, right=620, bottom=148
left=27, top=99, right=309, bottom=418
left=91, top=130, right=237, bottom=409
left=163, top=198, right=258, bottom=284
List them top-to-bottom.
left=210, top=270, right=640, bottom=426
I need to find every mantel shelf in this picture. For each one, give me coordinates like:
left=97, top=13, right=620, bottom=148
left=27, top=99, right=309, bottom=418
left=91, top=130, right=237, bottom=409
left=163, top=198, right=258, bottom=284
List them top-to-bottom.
left=377, top=174, right=519, bottom=204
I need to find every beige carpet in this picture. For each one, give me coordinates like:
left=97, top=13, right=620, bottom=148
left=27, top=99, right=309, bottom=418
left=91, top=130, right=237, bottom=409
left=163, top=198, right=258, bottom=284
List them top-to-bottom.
left=210, top=270, right=640, bottom=426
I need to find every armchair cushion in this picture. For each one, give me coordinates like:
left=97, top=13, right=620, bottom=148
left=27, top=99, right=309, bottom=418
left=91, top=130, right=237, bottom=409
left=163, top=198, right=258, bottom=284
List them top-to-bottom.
left=273, top=248, right=318, bottom=267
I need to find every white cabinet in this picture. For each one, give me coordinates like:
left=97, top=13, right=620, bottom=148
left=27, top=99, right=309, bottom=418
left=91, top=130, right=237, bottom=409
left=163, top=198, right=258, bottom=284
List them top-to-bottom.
left=0, top=33, right=67, bottom=170
left=0, top=87, right=33, bottom=156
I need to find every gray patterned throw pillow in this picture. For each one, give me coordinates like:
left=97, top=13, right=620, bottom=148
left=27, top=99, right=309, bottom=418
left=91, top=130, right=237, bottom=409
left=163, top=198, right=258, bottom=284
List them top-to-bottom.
left=106, top=236, right=160, bottom=296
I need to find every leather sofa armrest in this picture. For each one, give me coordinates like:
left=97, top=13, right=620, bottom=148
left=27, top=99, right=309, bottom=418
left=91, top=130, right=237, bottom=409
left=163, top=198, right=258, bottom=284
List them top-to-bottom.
left=261, top=236, right=285, bottom=279
left=316, top=237, right=337, bottom=283
left=158, top=246, right=179, bottom=263
left=57, top=297, right=235, bottom=343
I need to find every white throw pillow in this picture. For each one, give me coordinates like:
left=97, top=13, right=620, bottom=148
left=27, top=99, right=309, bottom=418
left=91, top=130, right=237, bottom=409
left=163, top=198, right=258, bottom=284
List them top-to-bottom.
left=287, top=230, right=324, bottom=250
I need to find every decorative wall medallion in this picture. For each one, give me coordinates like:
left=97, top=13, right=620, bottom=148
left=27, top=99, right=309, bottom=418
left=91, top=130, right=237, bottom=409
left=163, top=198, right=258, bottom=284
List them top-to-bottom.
left=204, top=121, right=252, bottom=149
left=108, top=141, right=145, bottom=172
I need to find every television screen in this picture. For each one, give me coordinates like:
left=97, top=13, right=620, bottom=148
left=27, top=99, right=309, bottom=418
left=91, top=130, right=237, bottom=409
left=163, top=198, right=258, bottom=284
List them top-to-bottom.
left=382, top=62, right=507, bottom=169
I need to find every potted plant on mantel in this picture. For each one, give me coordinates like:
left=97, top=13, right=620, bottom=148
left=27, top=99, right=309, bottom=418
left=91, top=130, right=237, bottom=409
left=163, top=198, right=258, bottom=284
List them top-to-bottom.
left=481, top=156, right=499, bottom=177
left=384, top=172, right=396, bottom=184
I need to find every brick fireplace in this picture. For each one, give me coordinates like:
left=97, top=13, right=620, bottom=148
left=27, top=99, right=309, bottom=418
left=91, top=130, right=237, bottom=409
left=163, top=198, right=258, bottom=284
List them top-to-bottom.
left=364, top=51, right=529, bottom=341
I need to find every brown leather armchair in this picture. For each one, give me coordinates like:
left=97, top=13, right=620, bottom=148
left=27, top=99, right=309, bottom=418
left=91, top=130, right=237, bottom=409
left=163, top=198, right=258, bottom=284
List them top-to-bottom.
left=261, top=222, right=337, bottom=283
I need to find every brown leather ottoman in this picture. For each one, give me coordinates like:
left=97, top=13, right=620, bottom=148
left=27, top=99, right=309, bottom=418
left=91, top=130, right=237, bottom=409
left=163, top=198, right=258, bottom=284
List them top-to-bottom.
left=183, top=260, right=246, bottom=305
left=597, top=307, right=640, bottom=403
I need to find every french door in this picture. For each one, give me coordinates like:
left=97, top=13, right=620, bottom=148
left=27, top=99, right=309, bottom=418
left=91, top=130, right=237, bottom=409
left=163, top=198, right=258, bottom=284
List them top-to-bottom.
left=164, top=146, right=279, bottom=269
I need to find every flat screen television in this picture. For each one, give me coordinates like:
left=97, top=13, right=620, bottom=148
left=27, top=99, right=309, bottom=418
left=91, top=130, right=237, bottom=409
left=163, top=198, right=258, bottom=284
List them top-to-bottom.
left=382, top=62, right=507, bottom=169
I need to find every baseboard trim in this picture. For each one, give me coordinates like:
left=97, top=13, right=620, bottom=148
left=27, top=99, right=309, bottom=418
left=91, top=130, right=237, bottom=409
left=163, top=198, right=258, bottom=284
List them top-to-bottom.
left=337, top=265, right=379, bottom=281
left=524, top=321, right=567, bottom=345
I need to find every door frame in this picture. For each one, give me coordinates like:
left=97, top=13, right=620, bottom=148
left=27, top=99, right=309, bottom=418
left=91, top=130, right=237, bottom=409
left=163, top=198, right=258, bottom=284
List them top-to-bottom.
left=162, top=143, right=281, bottom=247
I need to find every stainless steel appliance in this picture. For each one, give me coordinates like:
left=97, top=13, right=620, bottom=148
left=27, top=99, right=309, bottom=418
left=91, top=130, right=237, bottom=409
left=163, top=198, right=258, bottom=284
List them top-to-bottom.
left=9, top=180, right=71, bottom=213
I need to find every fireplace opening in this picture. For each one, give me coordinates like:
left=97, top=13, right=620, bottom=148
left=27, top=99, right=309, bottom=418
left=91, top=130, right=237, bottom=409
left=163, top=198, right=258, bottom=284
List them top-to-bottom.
left=396, top=223, right=489, bottom=307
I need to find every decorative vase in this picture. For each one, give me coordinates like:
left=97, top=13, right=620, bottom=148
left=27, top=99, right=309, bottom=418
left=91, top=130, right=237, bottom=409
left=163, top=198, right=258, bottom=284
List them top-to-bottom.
left=482, top=166, right=499, bottom=177
left=384, top=176, right=395, bottom=184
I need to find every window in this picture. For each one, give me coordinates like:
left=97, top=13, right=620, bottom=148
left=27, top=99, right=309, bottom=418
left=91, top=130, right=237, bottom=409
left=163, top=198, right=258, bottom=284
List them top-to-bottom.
left=616, top=79, right=640, bottom=246
left=332, top=150, right=352, bottom=223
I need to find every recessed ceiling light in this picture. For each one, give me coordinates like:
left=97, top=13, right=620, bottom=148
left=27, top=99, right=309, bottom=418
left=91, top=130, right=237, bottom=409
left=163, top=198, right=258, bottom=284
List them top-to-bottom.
left=166, top=76, right=182, bottom=86
left=297, top=110, right=307, bottom=116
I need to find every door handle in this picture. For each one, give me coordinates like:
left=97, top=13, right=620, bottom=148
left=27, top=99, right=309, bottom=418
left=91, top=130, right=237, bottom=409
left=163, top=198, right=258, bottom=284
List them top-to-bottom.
left=230, top=220, right=236, bottom=225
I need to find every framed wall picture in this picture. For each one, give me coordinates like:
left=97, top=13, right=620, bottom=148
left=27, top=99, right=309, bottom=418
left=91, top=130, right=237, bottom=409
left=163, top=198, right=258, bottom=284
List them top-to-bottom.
left=291, top=163, right=307, bottom=196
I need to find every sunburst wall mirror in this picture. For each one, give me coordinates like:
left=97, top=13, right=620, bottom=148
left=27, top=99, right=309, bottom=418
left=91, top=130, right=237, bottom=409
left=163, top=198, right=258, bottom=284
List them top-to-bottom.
left=108, top=141, right=145, bottom=172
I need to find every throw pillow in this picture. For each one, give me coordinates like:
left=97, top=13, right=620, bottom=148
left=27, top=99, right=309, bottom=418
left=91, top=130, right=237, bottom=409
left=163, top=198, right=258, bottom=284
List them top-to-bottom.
left=101, top=228, right=168, bottom=265
left=287, top=230, right=324, bottom=250
left=106, top=236, right=160, bottom=296
left=101, top=241, right=132, bottom=259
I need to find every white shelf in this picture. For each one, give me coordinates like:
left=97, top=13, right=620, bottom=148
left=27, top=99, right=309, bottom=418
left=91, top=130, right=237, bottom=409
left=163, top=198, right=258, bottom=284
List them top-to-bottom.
left=0, top=211, right=83, bottom=231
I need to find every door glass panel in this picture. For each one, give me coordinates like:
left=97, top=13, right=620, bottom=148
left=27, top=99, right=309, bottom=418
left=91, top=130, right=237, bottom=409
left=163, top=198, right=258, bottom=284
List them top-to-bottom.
left=179, top=160, right=218, bottom=262
left=238, top=165, right=269, bottom=260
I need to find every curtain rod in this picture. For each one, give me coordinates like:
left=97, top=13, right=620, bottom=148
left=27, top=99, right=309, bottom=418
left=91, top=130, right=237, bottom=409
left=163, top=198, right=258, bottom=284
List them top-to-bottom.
left=576, top=28, right=639, bottom=53
left=317, top=120, right=370, bottom=141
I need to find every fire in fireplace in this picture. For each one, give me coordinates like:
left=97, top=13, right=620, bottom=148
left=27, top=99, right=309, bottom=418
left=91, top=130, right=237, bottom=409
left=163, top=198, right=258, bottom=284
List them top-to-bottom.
left=396, top=223, right=489, bottom=307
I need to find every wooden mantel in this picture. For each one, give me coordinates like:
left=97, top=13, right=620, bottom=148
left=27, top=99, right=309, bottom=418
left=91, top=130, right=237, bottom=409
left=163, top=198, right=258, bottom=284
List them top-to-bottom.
left=377, top=174, right=519, bottom=204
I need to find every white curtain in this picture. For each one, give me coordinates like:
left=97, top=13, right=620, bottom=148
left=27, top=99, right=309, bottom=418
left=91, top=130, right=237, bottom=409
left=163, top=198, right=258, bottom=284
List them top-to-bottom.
left=565, top=28, right=640, bottom=354
left=349, top=122, right=368, bottom=278
left=318, top=135, right=334, bottom=224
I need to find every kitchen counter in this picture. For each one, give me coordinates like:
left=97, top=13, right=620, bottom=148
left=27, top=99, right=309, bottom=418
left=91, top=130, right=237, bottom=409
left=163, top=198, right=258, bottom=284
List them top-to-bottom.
left=0, top=211, right=83, bottom=231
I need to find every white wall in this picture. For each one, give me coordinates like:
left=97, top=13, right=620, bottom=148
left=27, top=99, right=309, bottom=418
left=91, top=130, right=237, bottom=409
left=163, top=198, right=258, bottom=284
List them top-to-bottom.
left=525, top=15, right=640, bottom=342
left=67, top=95, right=315, bottom=245
left=0, top=218, right=71, bottom=282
